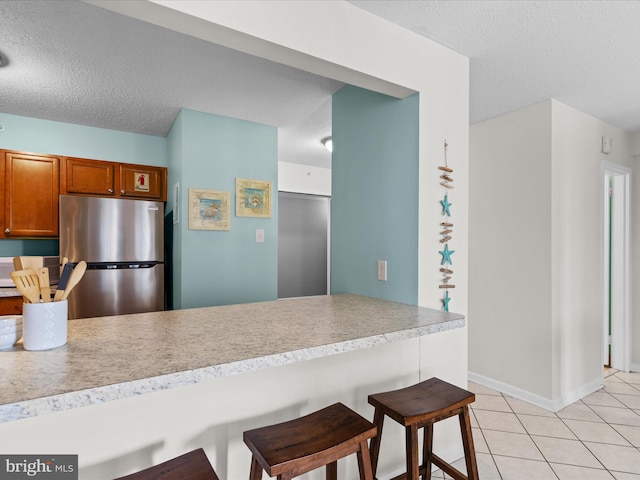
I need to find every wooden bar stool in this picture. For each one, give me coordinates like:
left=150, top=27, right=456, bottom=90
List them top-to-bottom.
left=368, top=377, right=478, bottom=480
left=243, top=402, right=377, bottom=480
left=114, top=448, right=220, bottom=480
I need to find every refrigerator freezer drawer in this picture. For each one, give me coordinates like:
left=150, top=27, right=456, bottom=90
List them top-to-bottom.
left=68, top=265, right=164, bottom=319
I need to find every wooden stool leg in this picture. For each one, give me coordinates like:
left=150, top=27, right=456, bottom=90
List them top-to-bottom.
left=459, top=406, right=479, bottom=480
left=369, top=408, right=385, bottom=477
left=422, top=423, right=433, bottom=480
left=405, top=424, right=420, bottom=480
left=357, top=439, right=375, bottom=480
left=249, top=456, right=263, bottom=480
left=326, top=461, right=337, bottom=480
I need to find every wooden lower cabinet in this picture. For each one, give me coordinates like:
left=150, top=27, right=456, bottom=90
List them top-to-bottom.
left=1, top=150, right=60, bottom=238
left=0, top=296, right=23, bottom=315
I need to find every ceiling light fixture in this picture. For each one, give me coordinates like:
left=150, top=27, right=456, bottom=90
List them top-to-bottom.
left=321, top=136, right=333, bottom=153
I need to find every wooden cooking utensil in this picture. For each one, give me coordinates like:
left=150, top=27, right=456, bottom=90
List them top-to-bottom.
left=13, top=256, right=43, bottom=272
left=60, top=261, right=87, bottom=301
left=54, top=262, right=75, bottom=302
left=36, top=267, right=51, bottom=303
left=10, top=269, right=41, bottom=304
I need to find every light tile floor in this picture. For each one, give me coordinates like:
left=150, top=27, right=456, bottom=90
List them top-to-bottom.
left=431, top=369, right=640, bottom=479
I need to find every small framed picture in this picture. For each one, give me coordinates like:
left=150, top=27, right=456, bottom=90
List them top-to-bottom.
left=236, top=178, right=272, bottom=218
left=188, top=188, right=230, bottom=231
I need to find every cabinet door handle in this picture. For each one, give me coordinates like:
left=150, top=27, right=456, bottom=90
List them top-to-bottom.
left=108, top=189, right=114, bottom=193
left=121, top=189, right=126, bottom=194
left=4, top=228, right=10, bottom=234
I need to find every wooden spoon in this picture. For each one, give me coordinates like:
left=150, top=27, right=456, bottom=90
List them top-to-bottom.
left=60, top=261, right=87, bottom=301
left=36, top=267, right=51, bottom=303
left=10, top=269, right=41, bottom=304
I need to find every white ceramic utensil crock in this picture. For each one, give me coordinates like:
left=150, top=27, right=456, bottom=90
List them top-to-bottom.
left=22, top=300, right=68, bottom=351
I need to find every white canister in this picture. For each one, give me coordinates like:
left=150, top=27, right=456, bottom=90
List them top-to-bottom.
left=22, top=300, right=68, bottom=351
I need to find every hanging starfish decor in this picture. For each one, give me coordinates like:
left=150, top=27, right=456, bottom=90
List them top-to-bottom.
left=438, top=140, right=455, bottom=311
left=440, top=194, right=452, bottom=216
left=439, top=244, right=455, bottom=265
left=442, top=290, right=451, bottom=312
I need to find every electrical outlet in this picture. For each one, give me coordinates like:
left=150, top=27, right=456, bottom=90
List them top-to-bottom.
left=377, top=260, right=387, bottom=281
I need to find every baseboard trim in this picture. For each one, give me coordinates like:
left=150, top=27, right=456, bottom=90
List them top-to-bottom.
left=468, top=371, right=603, bottom=413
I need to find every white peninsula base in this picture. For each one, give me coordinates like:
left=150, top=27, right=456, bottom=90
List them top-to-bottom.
left=0, top=295, right=467, bottom=479
left=0, top=329, right=466, bottom=479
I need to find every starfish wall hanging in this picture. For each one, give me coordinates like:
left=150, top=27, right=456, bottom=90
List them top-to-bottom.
left=438, top=141, right=455, bottom=310
left=440, top=194, right=452, bottom=216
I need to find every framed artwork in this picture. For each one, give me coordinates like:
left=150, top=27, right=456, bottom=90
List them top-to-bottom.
left=235, top=178, right=272, bottom=218
left=188, top=188, right=230, bottom=231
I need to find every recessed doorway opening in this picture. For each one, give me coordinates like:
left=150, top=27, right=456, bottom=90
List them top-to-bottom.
left=601, top=161, right=631, bottom=372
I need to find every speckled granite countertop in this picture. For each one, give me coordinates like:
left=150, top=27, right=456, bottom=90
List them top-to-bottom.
left=0, top=288, right=21, bottom=298
left=0, top=288, right=55, bottom=298
left=0, top=294, right=464, bottom=423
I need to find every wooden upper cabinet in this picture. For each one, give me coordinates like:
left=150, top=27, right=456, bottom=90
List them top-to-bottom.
left=1, top=150, right=60, bottom=238
left=61, top=157, right=116, bottom=196
left=61, top=158, right=166, bottom=201
left=119, top=164, right=165, bottom=200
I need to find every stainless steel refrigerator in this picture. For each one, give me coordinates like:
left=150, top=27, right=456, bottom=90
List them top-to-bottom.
left=59, top=195, right=164, bottom=319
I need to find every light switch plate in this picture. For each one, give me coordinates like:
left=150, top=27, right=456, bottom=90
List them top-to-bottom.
left=256, top=229, right=265, bottom=243
left=377, top=260, right=387, bottom=281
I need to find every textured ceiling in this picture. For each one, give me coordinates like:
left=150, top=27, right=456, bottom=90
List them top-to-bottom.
left=0, top=0, right=340, bottom=168
left=348, top=0, right=640, bottom=132
left=1, top=1, right=639, bottom=173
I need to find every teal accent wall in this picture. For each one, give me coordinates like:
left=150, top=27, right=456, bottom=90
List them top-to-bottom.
left=331, top=86, right=419, bottom=304
left=167, top=109, right=278, bottom=309
left=0, top=112, right=166, bottom=257
left=0, top=113, right=166, bottom=166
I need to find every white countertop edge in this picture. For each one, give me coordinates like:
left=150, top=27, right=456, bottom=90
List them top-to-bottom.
left=0, top=317, right=464, bottom=423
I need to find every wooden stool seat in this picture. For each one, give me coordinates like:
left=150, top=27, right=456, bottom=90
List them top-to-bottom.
left=368, top=378, right=478, bottom=480
left=244, top=402, right=377, bottom=480
left=114, top=448, right=220, bottom=480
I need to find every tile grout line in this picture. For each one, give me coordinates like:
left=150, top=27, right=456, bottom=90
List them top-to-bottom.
left=469, top=372, right=640, bottom=479
left=501, top=391, right=562, bottom=480
left=471, top=405, right=504, bottom=480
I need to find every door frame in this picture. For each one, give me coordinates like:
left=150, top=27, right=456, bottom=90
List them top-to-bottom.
left=601, top=161, right=631, bottom=372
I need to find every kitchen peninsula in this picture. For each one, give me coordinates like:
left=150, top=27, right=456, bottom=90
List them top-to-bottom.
left=0, top=294, right=467, bottom=479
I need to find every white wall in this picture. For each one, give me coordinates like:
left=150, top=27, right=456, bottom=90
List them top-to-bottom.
left=470, top=99, right=634, bottom=409
left=469, top=101, right=553, bottom=399
left=550, top=101, right=631, bottom=400
left=629, top=130, right=640, bottom=156
left=631, top=132, right=640, bottom=370
left=278, top=161, right=331, bottom=196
